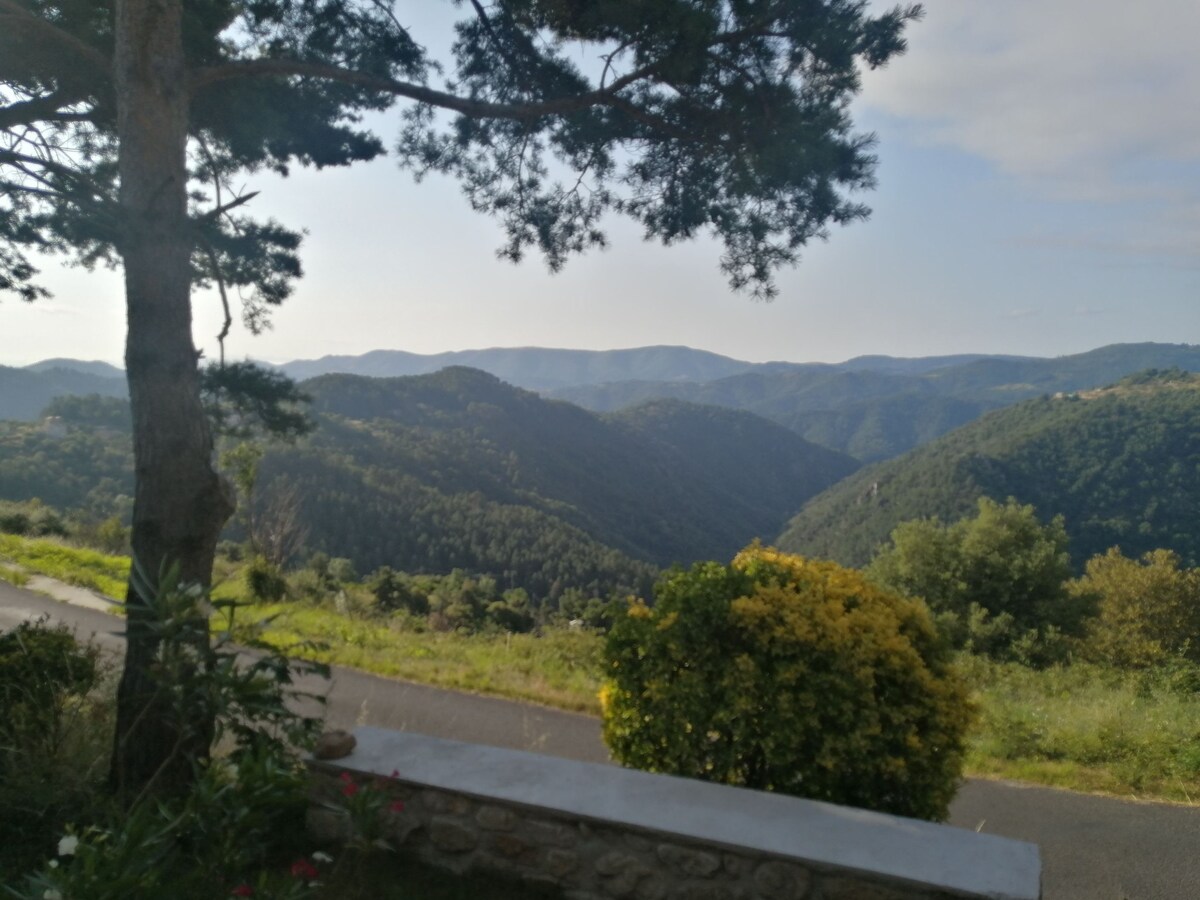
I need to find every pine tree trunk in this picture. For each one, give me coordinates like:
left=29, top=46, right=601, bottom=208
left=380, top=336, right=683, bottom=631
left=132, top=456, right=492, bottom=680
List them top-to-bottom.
left=109, top=0, right=235, bottom=800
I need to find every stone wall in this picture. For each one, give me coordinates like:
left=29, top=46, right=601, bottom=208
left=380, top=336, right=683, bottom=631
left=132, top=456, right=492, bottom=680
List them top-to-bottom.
left=307, top=727, right=1040, bottom=900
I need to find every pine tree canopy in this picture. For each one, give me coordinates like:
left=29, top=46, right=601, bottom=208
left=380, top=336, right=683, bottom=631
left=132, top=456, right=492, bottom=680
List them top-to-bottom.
left=1, top=0, right=922, bottom=313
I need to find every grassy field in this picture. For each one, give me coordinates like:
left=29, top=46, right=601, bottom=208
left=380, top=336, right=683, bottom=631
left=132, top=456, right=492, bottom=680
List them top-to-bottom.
left=0, top=533, right=129, bottom=599
left=4, top=533, right=1200, bottom=804
left=0, top=562, right=29, bottom=586
left=217, top=598, right=604, bottom=714
left=961, top=656, right=1200, bottom=803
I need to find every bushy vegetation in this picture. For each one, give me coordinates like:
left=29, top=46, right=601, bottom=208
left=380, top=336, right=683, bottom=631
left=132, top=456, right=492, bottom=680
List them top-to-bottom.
left=867, top=497, right=1092, bottom=664
left=0, top=498, right=69, bottom=538
left=12, top=520, right=1200, bottom=808
left=602, top=545, right=973, bottom=821
left=1073, top=548, right=1200, bottom=669
left=0, top=612, right=562, bottom=900
left=0, top=618, right=105, bottom=870
left=963, top=656, right=1200, bottom=802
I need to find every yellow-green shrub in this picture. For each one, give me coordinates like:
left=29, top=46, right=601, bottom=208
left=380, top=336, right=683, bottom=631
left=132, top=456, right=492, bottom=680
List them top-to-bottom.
left=601, top=545, right=973, bottom=821
left=1075, top=547, right=1200, bottom=668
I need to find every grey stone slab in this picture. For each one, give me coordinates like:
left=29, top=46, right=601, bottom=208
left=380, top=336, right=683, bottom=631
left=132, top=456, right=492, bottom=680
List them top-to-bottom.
left=317, top=727, right=1041, bottom=900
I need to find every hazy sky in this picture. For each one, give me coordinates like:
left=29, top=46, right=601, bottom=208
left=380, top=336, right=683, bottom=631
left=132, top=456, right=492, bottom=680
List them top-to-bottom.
left=3, top=0, right=1197, bottom=367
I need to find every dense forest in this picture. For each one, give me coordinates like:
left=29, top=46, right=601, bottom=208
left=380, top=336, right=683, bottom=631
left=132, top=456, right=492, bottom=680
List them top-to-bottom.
left=279, top=369, right=856, bottom=589
left=778, top=371, right=1200, bottom=569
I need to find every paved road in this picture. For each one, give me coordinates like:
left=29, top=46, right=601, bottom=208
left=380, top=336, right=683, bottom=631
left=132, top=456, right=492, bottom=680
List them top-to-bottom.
left=5, top=581, right=1200, bottom=900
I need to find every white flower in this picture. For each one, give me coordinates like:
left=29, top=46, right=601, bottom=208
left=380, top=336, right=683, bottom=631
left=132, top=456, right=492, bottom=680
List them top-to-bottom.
left=57, top=835, right=79, bottom=856
left=311, top=851, right=333, bottom=863
left=48, top=860, right=58, bottom=869
left=44, top=890, right=64, bottom=900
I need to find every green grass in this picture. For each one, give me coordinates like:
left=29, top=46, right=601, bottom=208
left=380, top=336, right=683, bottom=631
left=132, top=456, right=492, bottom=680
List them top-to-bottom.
left=0, top=534, right=129, bottom=599
left=0, top=563, right=29, bottom=587
left=217, top=598, right=604, bottom=714
left=961, top=656, right=1200, bottom=803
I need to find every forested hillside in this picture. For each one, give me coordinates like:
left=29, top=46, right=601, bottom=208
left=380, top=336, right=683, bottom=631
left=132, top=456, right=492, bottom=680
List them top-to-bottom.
left=285, top=369, right=857, bottom=590
left=777, top=371, right=1200, bottom=568
left=0, top=418, right=133, bottom=521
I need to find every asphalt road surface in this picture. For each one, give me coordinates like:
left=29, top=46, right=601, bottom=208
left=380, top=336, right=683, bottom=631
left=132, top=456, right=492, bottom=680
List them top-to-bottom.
left=5, top=581, right=1200, bottom=900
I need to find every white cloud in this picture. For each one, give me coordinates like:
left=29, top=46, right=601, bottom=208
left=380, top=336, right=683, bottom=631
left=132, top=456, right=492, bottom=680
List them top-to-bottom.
left=863, top=0, right=1200, bottom=178
left=860, top=1, right=1200, bottom=262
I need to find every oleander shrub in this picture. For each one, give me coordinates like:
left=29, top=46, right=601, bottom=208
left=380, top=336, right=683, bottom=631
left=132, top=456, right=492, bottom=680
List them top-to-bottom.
left=601, top=544, right=973, bottom=821
left=0, top=617, right=99, bottom=771
left=0, top=618, right=108, bottom=874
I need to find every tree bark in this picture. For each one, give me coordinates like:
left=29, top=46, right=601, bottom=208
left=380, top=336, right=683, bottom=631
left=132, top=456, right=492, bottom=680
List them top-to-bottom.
left=109, top=0, right=235, bottom=800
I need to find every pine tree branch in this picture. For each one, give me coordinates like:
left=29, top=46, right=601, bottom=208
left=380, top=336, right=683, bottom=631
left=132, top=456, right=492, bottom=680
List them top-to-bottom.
left=0, top=0, right=111, bottom=76
left=190, top=57, right=659, bottom=122
left=0, top=91, right=93, bottom=130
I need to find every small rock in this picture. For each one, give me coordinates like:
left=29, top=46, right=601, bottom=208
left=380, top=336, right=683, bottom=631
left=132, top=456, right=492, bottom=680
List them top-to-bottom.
left=312, top=730, right=356, bottom=760
left=476, top=805, right=519, bottom=831
left=429, top=817, right=478, bottom=853
left=656, top=844, right=721, bottom=878
left=545, top=848, right=580, bottom=878
left=595, top=851, right=643, bottom=877
left=752, top=861, right=811, bottom=900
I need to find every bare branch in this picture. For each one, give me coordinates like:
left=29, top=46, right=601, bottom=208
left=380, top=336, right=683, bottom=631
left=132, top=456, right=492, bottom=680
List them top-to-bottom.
left=197, top=190, right=260, bottom=222
left=200, top=240, right=233, bottom=365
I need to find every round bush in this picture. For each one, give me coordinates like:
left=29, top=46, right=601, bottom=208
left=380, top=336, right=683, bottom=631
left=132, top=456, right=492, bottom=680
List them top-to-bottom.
left=601, top=545, right=973, bottom=820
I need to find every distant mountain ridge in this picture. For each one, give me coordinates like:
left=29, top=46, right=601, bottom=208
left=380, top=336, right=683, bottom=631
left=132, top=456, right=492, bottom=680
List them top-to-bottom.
left=550, top=342, right=1200, bottom=461
left=6, top=344, right=1198, bottom=465
left=277, top=345, right=768, bottom=390
left=23, top=359, right=125, bottom=379
left=0, top=364, right=126, bottom=421
left=0, top=366, right=858, bottom=600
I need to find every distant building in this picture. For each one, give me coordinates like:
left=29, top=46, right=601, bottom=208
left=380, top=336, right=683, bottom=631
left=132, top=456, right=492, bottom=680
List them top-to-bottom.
left=40, top=416, right=67, bottom=439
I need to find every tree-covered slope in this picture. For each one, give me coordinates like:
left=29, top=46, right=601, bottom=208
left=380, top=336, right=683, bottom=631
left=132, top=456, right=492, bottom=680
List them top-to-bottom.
left=294, top=368, right=857, bottom=572
left=777, top=371, right=1200, bottom=569
left=605, top=398, right=859, bottom=537
left=0, top=419, right=133, bottom=520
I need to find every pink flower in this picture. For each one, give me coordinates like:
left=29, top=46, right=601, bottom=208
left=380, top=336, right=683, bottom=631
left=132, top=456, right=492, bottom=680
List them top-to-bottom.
left=390, top=769, right=400, bottom=778
left=339, top=772, right=359, bottom=797
left=389, top=799, right=406, bottom=813
left=290, top=858, right=319, bottom=880
left=230, top=886, right=254, bottom=897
